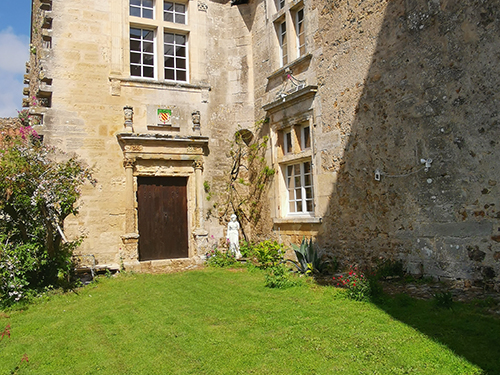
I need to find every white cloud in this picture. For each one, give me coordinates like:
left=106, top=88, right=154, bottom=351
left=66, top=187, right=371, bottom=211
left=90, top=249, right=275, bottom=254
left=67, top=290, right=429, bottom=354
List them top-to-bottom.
left=0, top=27, right=29, bottom=117
left=0, top=27, right=29, bottom=73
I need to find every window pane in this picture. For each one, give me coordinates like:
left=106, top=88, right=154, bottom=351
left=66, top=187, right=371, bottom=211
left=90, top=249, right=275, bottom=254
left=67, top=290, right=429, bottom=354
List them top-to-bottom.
left=131, top=0, right=141, bottom=5
left=144, top=0, right=153, bottom=7
left=164, top=2, right=173, bottom=10
left=175, top=3, right=185, bottom=12
left=130, top=7, right=141, bottom=17
left=143, top=9, right=153, bottom=18
left=164, top=12, right=173, bottom=22
left=176, top=14, right=186, bottom=24
left=130, top=28, right=141, bottom=38
left=143, top=30, right=154, bottom=40
left=164, top=33, right=174, bottom=43
left=175, top=34, right=186, bottom=45
left=130, top=40, right=141, bottom=51
left=143, top=42, right=154, bottom=53
left=164, top=45, right=174, bottom=56
left=176, top=46, right=186, bottom=57
left=130, top=52, right=141, bottom=64
left=143, top=54, right=154, bottom=66
left=165, top=57, right=174, bottom=67
left=176, top=58, right=186, bottom=69
left=131, top=65, right=141, bottom=76
left=143, top=66, right=154, bottom=77
left=165, top=69, right=175, bottom=80
left=177, top=70, right=186, bottom=81
left=302, top=126, right=310, bottom=149
left=303, top=162, right=311, bottom=173
left=294, top=164, right=300, bottom=175
left=304, top=174, right=311, bottom=186
left=294, top=176, right=300, bottom=187
left=305, top=187, right=313, bottom=199
left=295, top=189, right=302, bottom=199
left=288, top=190, right=294, bottom=200
left=306, top=200, right=313, bottom=212
left=289, top=201, right=295, bottom=212
left=296, top=201, right=302, bottom=212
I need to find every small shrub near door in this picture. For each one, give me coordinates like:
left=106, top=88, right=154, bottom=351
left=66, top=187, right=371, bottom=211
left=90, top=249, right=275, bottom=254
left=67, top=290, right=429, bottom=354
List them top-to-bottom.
left=334, top=266, right=371, bottom=301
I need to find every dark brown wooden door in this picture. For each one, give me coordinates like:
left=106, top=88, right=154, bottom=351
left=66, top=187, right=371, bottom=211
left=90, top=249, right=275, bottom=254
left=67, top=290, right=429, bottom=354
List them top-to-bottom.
left=137, top=176, right=188, bottom=260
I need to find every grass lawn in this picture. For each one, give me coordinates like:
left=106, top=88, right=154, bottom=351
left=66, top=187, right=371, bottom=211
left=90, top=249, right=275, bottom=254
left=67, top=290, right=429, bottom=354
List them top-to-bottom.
left=1, top=268, right=499, bottom=374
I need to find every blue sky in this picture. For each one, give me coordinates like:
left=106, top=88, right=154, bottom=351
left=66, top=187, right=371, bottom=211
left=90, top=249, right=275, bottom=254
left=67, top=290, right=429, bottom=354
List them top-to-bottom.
left=0, top=0, right=32, bottom=117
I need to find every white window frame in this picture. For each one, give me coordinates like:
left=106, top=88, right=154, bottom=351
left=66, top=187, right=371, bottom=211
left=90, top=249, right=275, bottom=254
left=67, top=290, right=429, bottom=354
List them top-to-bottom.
left=130, top=0, right=154, bottom=19
left=278, top=0, right=285, bottom=10
left=164, top=1, right=187, bottom=24
left=295, top=7, right=305, bottom=57
left=279, top=20, right=288, bottom=67
left=130, top=27, right=156, bottom=79
left=164, top=32, right=188, bottom=82
left=300, top=124, right=310, bottom=150
left=285, top=160, right=314, bottom=215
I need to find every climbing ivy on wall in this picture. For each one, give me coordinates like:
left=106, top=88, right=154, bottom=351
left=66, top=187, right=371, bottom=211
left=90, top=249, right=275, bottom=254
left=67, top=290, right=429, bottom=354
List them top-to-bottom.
left=212, top=120, right=275, bottom=241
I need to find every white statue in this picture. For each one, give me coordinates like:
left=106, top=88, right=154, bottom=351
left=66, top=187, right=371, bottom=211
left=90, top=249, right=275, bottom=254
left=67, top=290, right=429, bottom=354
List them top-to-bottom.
left=226, top=214, right=242, bottom=259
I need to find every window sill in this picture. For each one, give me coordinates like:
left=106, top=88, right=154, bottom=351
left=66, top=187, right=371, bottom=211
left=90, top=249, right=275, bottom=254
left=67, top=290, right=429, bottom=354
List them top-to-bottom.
left=267, top=53, right=312, bottom=81
left=110, top=76, right=211, bottom=91
left=273, top=217, right=322, bottom=225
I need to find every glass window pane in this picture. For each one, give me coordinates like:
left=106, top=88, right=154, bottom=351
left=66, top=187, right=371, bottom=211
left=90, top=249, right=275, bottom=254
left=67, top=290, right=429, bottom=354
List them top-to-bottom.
left=131, top=0, right=141, bottom=5
left=144, top=0, right=153, bottom=7
left=164, top=2, right=173, bottom=10
left=175, top=3, right=185, bottom=12
left=130, top=7, right=141, bottom=17
left=143, top=9, right=153, bottom=18
left=164, top=12, right=173, bottom=22
left=176, top=14, right=186, bottom=24
left=130, top=28, right=141, bottom=38
left=143, top=30, right=154, bottom=40
left=164, top=33, right=174, bottom=43
left=175, top=34, right=186, bottom=45
left=130, top=40, right=141, bottom=51
left=143, top=42, right=153, bottom=53
left=164, top=45, right=174, bottom=56
left=176, top=46, right=186, bottom=57
left=130, top=52, right=141, bottom=63
left=143, top=54, right=154, bottom=66
left=165, top=57, right=174, bottom=67
left=176, top=58, right=186, bottom=69
left=131, top=65, right=141, bottom=76
left=143, top=66, right=154, bottom=77
left=165, top=69, right=175, bottom=80
left=177, top=70, right=186, bottom=81
left=303, top=162, right=311, bottom=173
left=294, top=164, right=300, bottom=175
left=287, top=165, right=293, bottom=177
left=304, top=174, right=311, bottom=186
left=294, top=176, right=300, bottom=187
left=305, top=187, right=313, bottom=199
left=296, top=189, right=302, bottom=199
left=288, top=190, right=294, bottom=200
left=296, top=201, right=302, bottom=212
left=306, top=201, right=313, bottom=212
left=289, top=202, right=295, bottom=212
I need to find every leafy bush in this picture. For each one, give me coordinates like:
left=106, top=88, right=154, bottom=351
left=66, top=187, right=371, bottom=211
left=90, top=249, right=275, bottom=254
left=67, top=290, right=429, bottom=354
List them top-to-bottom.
left=0, top=126, right=94, bottom=306
left=288, top=237, right=329, bottom=275
left=252, top=240, right=284, bottom=269
left=205, top=248, right=237, bottom=268
left=264, top=264, right=299, bottom=289
left=333, top=266, right=371, bottom=301
left=433, top=291, right=454, bottom=309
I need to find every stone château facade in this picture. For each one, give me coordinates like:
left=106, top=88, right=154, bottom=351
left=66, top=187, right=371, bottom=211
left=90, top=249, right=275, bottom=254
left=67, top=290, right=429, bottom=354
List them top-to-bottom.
left=24, top=0, right=500, bottom=288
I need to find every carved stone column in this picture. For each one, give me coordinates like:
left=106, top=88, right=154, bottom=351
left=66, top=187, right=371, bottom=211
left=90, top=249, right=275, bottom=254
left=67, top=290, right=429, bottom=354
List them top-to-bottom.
left=123, top=157, right=136, bottom=234
left=193, top=159, right=208, bottom=259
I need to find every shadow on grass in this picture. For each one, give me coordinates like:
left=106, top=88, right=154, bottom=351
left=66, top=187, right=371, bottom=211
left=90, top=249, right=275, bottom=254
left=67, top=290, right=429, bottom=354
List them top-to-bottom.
left=373, top=293, right=500, bottom=374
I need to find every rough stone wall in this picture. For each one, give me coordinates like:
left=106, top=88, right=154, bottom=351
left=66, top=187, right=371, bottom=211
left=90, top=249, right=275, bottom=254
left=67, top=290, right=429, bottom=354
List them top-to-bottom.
left=313, top=0, right=500, bottom=287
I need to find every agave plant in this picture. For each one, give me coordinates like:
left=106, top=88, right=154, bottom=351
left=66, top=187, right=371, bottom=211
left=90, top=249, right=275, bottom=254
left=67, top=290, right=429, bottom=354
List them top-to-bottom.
left=287, top=237, right=327, bottom=275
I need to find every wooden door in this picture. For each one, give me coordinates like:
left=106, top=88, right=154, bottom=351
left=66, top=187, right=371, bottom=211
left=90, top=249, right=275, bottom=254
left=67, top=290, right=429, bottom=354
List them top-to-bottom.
left=137, top=176, right=188, bottom=260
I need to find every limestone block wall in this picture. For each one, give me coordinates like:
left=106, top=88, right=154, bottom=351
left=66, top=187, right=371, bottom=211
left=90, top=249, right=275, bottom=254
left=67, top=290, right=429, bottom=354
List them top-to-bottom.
left=27, top=0, right=255, bottom=266
left=311, top=0, right=500, bottom=287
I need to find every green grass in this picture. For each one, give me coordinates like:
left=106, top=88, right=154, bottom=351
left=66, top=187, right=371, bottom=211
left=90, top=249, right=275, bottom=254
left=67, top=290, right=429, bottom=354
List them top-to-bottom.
left=0, top=268, right=499, bottom=374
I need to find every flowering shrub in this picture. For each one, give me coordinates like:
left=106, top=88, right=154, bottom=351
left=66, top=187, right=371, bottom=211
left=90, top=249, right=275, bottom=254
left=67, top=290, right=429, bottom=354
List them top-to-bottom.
left=0, top=126, right=95, bottom=307
left=252, top=240, right=284, bottom=269
left=205, top=248, right=236, bottom=268
left=265, top=263, right=299, bottom=289
left=333, top=266, right=371, bottom=301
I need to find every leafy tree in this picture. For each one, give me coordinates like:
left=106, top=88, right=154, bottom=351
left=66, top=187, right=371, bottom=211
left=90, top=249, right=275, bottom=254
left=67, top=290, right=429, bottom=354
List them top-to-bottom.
left=0, top=126, right=95, bottom=305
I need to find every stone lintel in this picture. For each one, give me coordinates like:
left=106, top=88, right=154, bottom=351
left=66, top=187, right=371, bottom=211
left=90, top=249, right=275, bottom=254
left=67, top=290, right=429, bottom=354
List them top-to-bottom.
left=263, top=85, right=318, bottom=113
